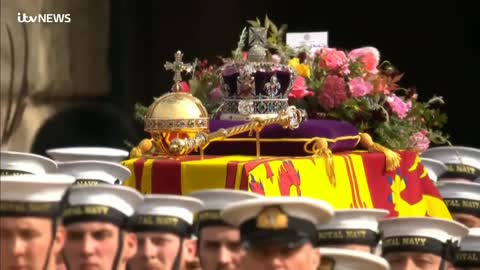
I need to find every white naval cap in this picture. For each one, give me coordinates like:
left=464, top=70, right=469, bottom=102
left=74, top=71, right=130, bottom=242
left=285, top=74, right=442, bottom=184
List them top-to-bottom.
left=46, top=146, right=129, bottom=163
left=422, top=146, right=480, bottom=182
left=1, top=151, right=57, bottom=175
left=421, top=157, right=448, bottom=183
left=57, top=160, right=131, bottom=185
left=0, top=174, right=75, bottom=217
left=436, top=181, right=480, bottom=217
left=62, top=184, right=143, bottom=228
left=188, top=189, right=262, bottom=230
left=188, top=189, right=263, bottom=209
left=129, top=194, right=204, bottom=237
left=222, top=197, right=334, bottom=249
left=316, top=209, right=389, bottom=247
left=379, top=217, right=469, bottom=261
left=455, top=228, right=480, bottom=268
left=459, top=228, right=480, bottom=251
left=317, top=247, right=390, bottom=270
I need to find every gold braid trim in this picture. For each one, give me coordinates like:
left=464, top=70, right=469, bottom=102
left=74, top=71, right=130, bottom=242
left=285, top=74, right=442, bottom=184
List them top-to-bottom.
left=359, top=132, right=401, bottom=171
left=219, top=135, right=361, bottom=144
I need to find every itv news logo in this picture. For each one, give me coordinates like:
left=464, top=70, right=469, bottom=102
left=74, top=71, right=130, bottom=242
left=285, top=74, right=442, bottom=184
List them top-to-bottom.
left=17, top=13, right=71, bottom=23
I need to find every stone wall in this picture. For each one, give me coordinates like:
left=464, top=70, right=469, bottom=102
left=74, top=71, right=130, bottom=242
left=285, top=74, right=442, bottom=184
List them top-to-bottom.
left=0, top=0, right=110, bottom=151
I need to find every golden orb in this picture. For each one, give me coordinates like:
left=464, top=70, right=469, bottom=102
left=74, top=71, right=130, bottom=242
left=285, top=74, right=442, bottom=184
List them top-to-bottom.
left=144, top=92, right=209, bottom=155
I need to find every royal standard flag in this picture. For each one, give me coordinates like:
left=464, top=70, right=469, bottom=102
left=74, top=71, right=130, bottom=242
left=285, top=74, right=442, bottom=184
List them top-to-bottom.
left=122, top=151, right=451, bottom=219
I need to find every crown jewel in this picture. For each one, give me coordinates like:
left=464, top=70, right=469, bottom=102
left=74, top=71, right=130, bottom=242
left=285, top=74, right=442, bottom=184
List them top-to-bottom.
left=219, top=27, right=296, bottom=120
left=143, top=51, right=208, bottom=155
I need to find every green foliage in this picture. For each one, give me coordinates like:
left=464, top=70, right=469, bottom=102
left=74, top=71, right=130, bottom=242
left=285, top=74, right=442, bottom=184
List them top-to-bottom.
left=246, top=15, right=296, bottom=63
left=134, top=103, right=148, bottom=123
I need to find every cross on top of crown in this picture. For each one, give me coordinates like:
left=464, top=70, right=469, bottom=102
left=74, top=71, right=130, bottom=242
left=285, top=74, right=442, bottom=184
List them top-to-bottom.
left=248, top=27, right=267, bottom=47
left=164, top=51, right=192, bottom=92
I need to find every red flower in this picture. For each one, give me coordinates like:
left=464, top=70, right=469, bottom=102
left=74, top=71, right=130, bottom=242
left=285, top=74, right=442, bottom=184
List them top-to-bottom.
left=242, top=51, right=248, bottom=61
left=318, top=75, right=348, bottom=110
left=171, top=81, right=191, bottom=93
left=179, top=81, right=190, bottom=93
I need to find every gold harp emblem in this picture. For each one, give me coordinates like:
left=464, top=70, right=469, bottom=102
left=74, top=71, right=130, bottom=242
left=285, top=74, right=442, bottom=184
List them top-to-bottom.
left=256, top=205, right=288, bottom=229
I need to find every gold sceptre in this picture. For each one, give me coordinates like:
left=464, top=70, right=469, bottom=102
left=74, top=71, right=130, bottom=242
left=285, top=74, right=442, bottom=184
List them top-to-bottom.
left=168, top=106, right=306, bottom=158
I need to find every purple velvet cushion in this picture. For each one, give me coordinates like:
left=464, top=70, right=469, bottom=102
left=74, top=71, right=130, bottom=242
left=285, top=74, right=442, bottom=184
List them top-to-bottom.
left=204, top=119, right=359, bottom=156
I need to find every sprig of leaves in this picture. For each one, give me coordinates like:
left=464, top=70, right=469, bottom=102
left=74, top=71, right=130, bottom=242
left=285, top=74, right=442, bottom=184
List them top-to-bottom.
left=246, top=15, right=295, bottom=63
left=232, top=27, right=247, bottom=60
left=134, top=103, right=148, bottom=123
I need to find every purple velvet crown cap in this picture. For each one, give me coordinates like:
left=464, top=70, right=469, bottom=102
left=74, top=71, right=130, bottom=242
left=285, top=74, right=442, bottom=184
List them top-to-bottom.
left=217, top=26, right=296, bottom=120
left=220, top=62, right=294, bottom=99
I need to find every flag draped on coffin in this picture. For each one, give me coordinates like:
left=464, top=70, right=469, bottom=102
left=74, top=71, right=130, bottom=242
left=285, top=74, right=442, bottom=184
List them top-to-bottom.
left=122, top=151, right=451, bottom=219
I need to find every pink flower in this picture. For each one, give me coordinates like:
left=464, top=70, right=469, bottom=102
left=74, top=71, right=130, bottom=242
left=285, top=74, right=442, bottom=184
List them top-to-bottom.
left=348, top=47, right=380, bottom=74
left=318, top=48, right=349, bottom=73
left=242, top=51, right=248, bottom=61
left=271, top=54, right=281, bottom=64
left=318, top=75, right=348, bottom=110
left=289, top=77, right=314, bottom=99
left=348, top=77, right=373, bottom=98
left=209, top=87, right=224, bottom=103
left=386, top=95, right=412, bottom=119
left=409, top=130, right=430, bottom=152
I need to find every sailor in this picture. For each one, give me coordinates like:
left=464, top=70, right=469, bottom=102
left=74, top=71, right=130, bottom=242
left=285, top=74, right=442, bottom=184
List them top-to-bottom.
left=46, top=146, right=129, bottom=163
left=422, top=146, right=480, bottom=183
left=0, top=150, right=57, bottom=175
left=0, top=151, right=66, bottom=269
left=420, top=157, right=448, bottom=183
left=57, top=159, right=132, bottom=269
left=57, top=160, right=131, bottom=185
left=55, top=161, right=131, bottom=270
left=0, top=174, right=75, bottom=270
left=437, top=181, right=480, bottom=228
left=61, top=184, right=143, bottom=270
left=188, top=189, right=262, bottom=270
left=128, top=194, right=204, bottom=270
left=222, top=197, right=334, bottom=270
left=316, top=209, right=388, bottom=253
left=379, top=217, right=468, bottom=270
left=454, top=228, right=480, bottom=269
left=317, top=247, right=390, bottom=270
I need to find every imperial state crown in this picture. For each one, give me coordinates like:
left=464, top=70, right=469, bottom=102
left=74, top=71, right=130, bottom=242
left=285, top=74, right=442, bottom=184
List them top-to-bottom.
left=218, top=27, right=296, bottom=120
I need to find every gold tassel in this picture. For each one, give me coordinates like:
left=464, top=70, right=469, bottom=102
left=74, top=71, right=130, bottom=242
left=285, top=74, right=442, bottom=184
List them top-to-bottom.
left=359, top=133, right=401, bottom=171
left=304, top=137, right=336, bottom=186
left=129, top=138, right=155, bottom=158
left=130, top=147, right=143, bottom=159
